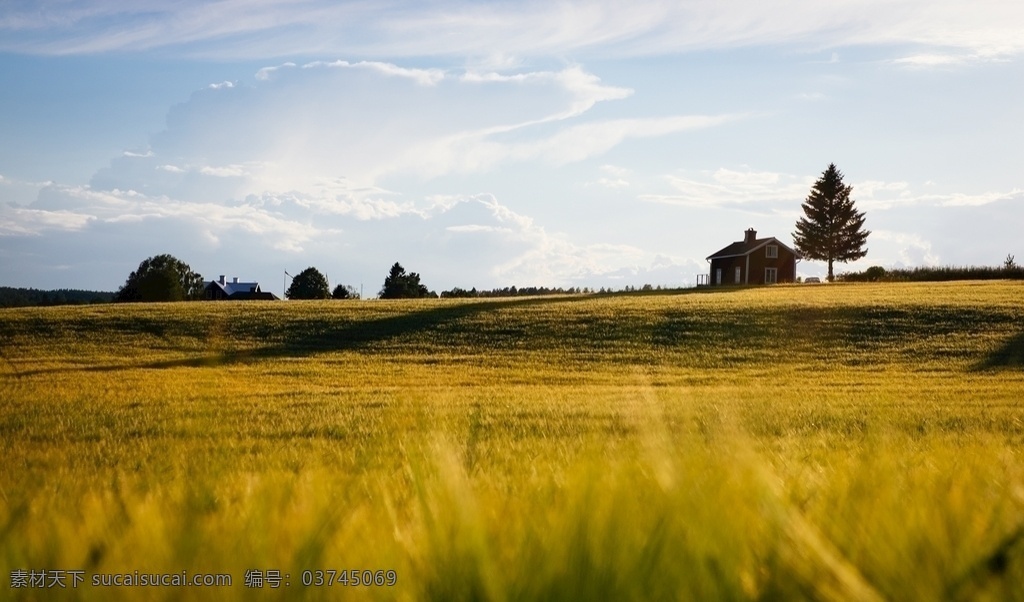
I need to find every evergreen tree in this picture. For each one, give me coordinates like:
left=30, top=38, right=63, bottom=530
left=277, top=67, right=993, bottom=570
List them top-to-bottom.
left=793, top=164, right=870, bottom=281
left=379, top=262, right=430, bottom=299
left=286, top=267, right=331, bottom=299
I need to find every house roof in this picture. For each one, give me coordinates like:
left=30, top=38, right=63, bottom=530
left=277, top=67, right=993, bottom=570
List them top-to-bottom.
left=706, top=237, right=800, bottom=260
left=205, top=280, right=261, bottom=296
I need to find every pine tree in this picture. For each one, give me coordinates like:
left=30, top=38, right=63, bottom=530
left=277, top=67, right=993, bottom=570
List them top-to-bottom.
left=793, top=164, right=870, bottom=281
left=379, top=262, right=430, bottom=299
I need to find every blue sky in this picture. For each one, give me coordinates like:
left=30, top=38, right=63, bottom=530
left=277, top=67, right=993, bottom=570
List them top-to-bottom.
left=2, top=1, right=1022, bottom=294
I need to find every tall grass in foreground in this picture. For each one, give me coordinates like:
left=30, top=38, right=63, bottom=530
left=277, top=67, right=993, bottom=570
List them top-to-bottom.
left=2, top=281, right=1024, bottom=600
left=4, top=432, right=1023, bottom=601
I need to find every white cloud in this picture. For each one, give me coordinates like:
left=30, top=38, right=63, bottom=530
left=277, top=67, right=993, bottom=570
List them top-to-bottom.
left=4, top=0, right=1024, bottom=62
left=885, top=50, right=1012, bottom=69
left=890, top=54, right=968, bottom=68
left=122, top=60, right=704, bottom=187
left=303, top=60, right=447, bottom=86
left=255, top=62, right=295, bottom=81
left=520, top=115, right=741, bottom=166
left=199, top=164, right=248, bottom=178
left=588, top=164, right=632, bottom=189
left=601, top=164, right=631, bottom=178
left=642, top=167, right=812, bottom=210
left=644, top=167, right=1023, bottom=216
left=0, top=174, right=54, bottom=206
left=595, top=178, right=630, bottom=189
left=4, top=183, right=325, bottom=253
left=932, top=189, right=1024, bottom=207
left=0, top=207, right=93, bottom=236
left=446, top=224, right=514, bottom=234
left=871, top=230, right=941, bottom=266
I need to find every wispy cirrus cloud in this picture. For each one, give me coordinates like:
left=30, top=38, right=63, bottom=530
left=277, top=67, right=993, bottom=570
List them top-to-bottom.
left=3, top=0, right=1023, bottom=61
left=643, top=166, right=1024, bottom=212
left=641, top=167, right=813, bottom=211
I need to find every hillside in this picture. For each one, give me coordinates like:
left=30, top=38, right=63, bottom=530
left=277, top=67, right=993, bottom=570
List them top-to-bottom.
left=2, top=281, right=1024, bottom=600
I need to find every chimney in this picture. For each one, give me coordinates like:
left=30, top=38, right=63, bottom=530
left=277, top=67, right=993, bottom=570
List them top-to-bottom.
left=744, top=228, right=757, bottom=243
left=219, top=275, right=225, bottom=285
left=233, top=277, right=238, bottom=284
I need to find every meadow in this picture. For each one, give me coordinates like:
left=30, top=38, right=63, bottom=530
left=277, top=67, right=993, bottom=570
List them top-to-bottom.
left=2, top=281, right=1024, bottom=601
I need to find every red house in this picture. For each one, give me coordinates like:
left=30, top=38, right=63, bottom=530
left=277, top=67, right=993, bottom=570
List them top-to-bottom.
left=706, top=228, right=799, bottom=286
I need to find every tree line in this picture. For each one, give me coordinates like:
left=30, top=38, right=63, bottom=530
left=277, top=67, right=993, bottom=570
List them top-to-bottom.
left=108, top=256, right=438, bottom=302
left=838, top=260, right=1024, bottom=283
left=0, top=287, right=114, bottom=308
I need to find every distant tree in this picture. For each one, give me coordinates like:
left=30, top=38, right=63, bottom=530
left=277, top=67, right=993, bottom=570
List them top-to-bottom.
left=793, top=164, right=870, bottom=282
left=115, top=254, right=203, bottom=302
left=1005, top=254, right=1017, bottom=271
left=379, top=262, right=430, bottom=299
left=864, top=266, right=887, bottom=282
left=139, top=267, right=184, bottom=301
left=286, top=267, right=331, bottom=300
left=332, top=284, right=360, bottom=300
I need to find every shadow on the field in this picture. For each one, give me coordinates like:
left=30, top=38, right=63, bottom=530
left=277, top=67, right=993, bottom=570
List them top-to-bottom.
left=12, top=295, right=592, bottom=375
left=974, top=331, right=1024, bottom=371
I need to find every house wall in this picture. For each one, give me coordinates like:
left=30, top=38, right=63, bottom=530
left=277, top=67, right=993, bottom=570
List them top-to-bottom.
left=708, top=245, right=797, bottom=285
left=746, top=246, right=797, bottom=284
left=709, top=257, right=747, bottom=285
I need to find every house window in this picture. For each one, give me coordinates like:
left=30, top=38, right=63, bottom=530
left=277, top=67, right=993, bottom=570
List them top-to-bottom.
left=766, top=245, right=778, bottom=258
left=735, top=266, right=741, bottom=283
left=765, top=267, right=778, bottom=284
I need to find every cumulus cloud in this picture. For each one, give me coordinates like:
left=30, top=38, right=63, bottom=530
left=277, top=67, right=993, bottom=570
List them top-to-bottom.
left=11, top=59, right=725, bottom=289
left=81, top=61, right=716, bottom=195
left=869, top=231, right=941, bottom=267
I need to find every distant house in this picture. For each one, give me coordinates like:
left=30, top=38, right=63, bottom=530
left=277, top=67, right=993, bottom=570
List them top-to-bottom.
left=706, top=228, right=799, bottom=286
left=203, top=275, right=278, bottom=300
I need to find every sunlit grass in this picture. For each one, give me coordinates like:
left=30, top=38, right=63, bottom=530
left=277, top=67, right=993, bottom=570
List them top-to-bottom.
left=2, top=281, right=1024, bottom=600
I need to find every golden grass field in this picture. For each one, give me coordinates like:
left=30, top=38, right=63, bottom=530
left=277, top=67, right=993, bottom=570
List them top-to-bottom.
left=2, top=281, right=1024, bottom=601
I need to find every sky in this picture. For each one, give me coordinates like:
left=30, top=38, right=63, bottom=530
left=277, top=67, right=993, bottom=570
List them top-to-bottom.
left=1, top=1, right=1022, bottom=295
